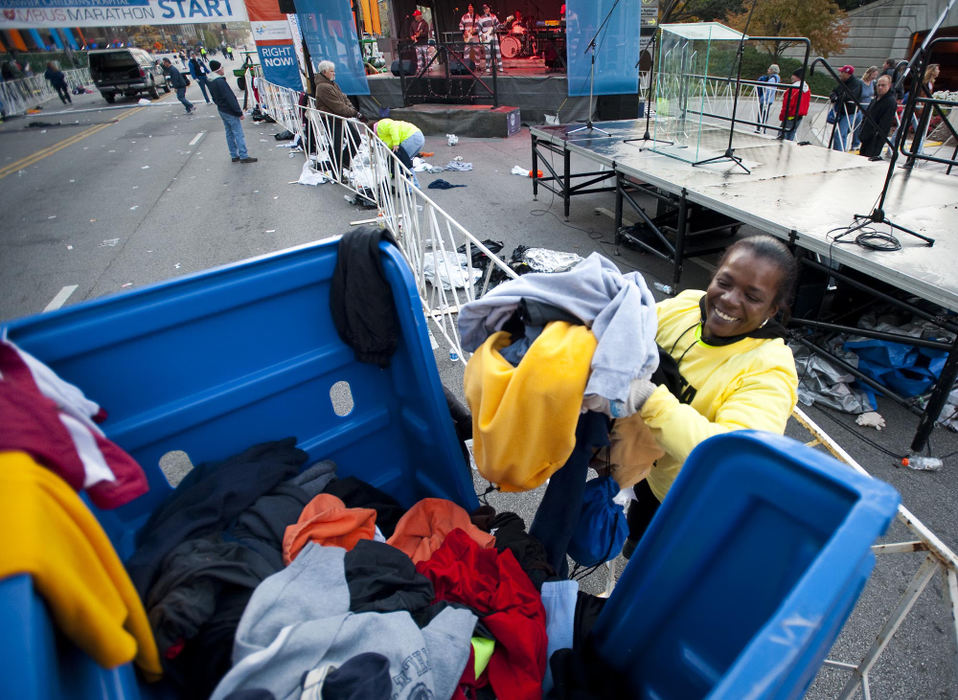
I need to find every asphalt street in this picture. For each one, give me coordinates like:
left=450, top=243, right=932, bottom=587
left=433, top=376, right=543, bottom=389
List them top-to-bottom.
left=1, top=83, right=956, bottom=699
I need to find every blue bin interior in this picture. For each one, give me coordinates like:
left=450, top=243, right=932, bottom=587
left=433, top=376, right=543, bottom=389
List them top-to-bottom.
left=0, top=237, right=477, bottom=699
left=591, top=431, right=899, bottom=700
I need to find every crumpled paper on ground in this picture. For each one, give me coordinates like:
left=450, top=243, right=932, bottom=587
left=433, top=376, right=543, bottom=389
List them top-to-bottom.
left=297, top=161, right=326, bottom=186
left=423, top=250, right=482, bottom=290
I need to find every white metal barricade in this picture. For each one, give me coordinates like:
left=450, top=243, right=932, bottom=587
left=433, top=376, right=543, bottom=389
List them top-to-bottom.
left=0, top=68, right=90, bottom=118
left=251, top=71, right=517, bottom=361
left=253, top=74, right=958, bottom=698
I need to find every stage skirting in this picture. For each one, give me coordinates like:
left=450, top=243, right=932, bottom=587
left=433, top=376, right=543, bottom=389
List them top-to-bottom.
left=358, top=74, right=592, bottom=126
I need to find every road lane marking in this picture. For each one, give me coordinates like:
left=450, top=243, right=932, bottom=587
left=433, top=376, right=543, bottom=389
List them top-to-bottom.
left=0, top=106, right=144, bottom=180
left=189, top=132, right=205, bottom=146
left=44, top=285, right=78, bottom=312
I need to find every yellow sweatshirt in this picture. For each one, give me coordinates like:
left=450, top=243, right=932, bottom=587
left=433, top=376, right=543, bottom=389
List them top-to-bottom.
left=375, top=118, right=420, bottom=149
left=639, top=290, right=798, bottom=501
left=465, top=321, right=597, bottom=492
left=0, top=451, right=162, bottom=679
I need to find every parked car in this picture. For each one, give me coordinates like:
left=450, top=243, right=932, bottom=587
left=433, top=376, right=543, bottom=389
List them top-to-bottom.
left=88, top=48, right=171, bottom=103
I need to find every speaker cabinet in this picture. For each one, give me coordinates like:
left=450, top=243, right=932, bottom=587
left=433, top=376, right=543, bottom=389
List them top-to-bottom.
left=390, top=59, right=416, bottom=76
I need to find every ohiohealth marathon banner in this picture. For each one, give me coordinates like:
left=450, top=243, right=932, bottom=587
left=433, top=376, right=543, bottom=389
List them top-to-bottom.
left=0, top=0, right=248, bottom=28
left=246, top=0, right=302, bottom=92
left=566, top=0, right=640, bottom=97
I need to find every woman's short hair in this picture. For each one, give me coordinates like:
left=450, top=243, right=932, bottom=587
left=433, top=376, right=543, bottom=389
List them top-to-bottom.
left=317, top=60, right=335, bottom=75
left=717, top=235, right=798, bottom=312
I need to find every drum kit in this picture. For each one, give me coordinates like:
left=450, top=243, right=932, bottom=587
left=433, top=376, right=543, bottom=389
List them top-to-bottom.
left=499, top=22, right=533, bottom=58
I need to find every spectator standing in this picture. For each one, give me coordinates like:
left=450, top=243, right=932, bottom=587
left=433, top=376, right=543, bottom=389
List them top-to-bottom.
left=408, top=9, right=430, bottom=74
left=188, top=52, right=212, bottom=104
left=161, top=57, right=194, bottom=114
left=881, top=58, right=904, bottom=100
left=207, top=60, right=256, bottom=163
left=313, top=60, right=364, bottom=173
left=44, top=61, right=72, bottom=104
left=754, top=63, right=780, bottom=133
left=914, top=63, right=940, bottom=153
left=829, top=65, right=863, bottom=151
left=852, top=66, right=879, bottom=150
left=778, top=67, right=810, bottom=142
left=859, top=74, right=897, bottom=159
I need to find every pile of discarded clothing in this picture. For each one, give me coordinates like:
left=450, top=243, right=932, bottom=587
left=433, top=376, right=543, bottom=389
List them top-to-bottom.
left=122, top=436, right=611, bottom=699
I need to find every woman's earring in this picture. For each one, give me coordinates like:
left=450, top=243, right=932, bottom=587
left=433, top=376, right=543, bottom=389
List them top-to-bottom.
left=760, top=318, right=769, bottom=328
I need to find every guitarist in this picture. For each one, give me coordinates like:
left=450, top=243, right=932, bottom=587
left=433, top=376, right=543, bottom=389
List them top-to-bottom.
left=459, top=4, right=480, bottom=68
left=476, top=4, right=504, bottom=73
left=408, top=9, right=430, bottom=74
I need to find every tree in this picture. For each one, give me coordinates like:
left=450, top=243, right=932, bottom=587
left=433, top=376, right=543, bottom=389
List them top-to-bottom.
left=660, top=0, right=744, bottom=24
left=724, top=0, right=849, bottom=59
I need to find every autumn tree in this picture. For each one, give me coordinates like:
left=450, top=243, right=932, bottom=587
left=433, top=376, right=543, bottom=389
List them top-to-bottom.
left=660, top=0, right=744, bottom=23
left=725, top=0, right=849, bottom=59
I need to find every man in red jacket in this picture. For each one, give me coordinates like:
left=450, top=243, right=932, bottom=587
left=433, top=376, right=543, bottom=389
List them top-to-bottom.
left=778, top=67, right=810, bottom=142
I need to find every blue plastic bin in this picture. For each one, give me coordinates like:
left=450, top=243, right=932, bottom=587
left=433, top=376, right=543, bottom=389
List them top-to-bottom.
left=0, top=238, right=477, bottom=699
left=592, top=430, right=900, bottom=700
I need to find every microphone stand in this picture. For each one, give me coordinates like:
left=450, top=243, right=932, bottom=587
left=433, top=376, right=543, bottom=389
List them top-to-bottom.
left=568, top=0, right=622, bottom=136
left=692, top=0, right=758, bottom=173
left=623, top=29, right=673, bottom=149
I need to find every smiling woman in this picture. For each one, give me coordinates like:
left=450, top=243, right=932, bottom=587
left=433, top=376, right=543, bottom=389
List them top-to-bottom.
left=619, top=235, right=800, bottom=556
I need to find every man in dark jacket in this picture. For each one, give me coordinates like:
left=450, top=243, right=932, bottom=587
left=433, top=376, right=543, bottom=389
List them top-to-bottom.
left=188, top=52, right=212, bottom=104
left=161, top=57, right=194, bottom=114
left=207, top=60, right=256, bottom=163
left=829, top=65, right=864, bottom=151
left=859, top=74, right=897, bottom=159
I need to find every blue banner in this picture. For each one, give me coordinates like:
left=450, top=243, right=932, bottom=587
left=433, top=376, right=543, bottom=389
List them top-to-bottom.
left=292, top=0, right=369, bottom=96
left=566, top=0, right=641, bottom=97
left=256, top=42, right=302, bottom=92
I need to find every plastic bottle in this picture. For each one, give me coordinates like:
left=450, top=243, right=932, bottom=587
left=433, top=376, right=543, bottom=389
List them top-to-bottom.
left=653, top=281, right=673, bottom=295
left=901, top=456, right=943, bottom=471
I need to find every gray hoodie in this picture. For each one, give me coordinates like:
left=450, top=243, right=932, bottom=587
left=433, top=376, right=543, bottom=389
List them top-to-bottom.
left=458, top=252, right=659, bottom=403
left=210, top=542, right=476, bottom=700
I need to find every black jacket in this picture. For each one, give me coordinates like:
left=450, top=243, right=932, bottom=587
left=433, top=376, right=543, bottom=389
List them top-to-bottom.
left=166, top=64, right=188, bottom=89
left=208, top=74, right=242, bottom=116
left=830, top=75, right=864, bottom=114
left=859, top=91, right=898, bottom=157
left=329, top=226, right=401, bottom=367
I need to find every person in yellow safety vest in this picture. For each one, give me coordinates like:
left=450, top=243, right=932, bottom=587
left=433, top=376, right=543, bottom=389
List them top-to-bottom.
left=373, top=118, right=424, bottom=188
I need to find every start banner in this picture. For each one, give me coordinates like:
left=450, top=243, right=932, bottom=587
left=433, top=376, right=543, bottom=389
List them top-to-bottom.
left=0, top=0, right=249, bottom=28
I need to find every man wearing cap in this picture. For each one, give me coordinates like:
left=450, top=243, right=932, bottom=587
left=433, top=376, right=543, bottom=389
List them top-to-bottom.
left=408, top=9, right=430, bottom=74
left=207, top=59, right=257, bottom=163
left=829, top=65, right=864, bottom=151
left=778, top=67, right=810, bottom=142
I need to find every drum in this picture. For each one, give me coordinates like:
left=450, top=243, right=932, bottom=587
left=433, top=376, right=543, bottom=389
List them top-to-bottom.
left=511, top=25, right=526, bottom=35
left=501, top=35, right=521, bottom=59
